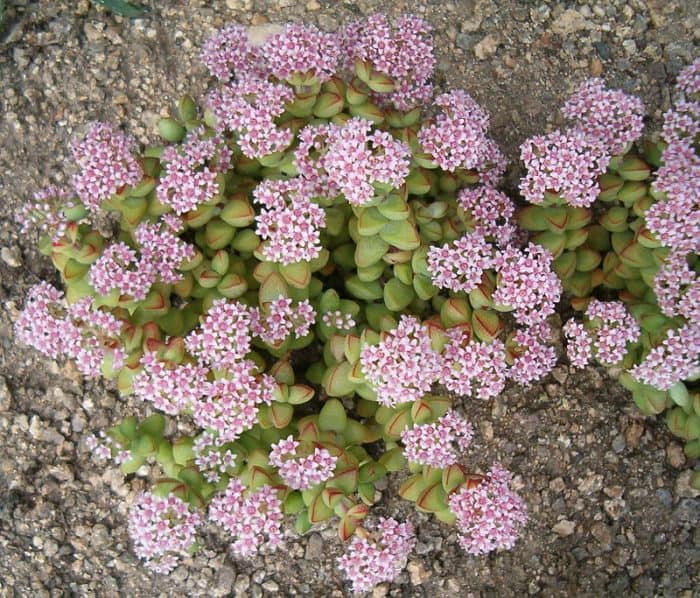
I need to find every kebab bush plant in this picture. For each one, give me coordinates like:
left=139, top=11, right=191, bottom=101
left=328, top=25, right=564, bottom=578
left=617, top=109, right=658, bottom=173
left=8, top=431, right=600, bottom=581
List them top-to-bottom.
left=13, top=13, right=695, bottom=591
left=517, top=61, right=700, bottom=462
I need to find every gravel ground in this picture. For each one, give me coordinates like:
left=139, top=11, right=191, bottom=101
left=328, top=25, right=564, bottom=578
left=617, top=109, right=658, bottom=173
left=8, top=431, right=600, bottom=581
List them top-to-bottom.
left=0, top=1, right=698, bottom=596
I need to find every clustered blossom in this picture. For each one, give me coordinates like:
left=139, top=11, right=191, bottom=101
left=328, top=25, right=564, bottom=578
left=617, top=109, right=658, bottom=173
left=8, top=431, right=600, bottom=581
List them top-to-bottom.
left=342, top=14, right=435, bottom=110
left=264, top=23, right=341, bottom=83
left=200, top=24, right=259, bottom=81
left=676, top=57, right=700, bottom=95
left=208, top=78, right=294, bottom=158
left=562, top=78, right=644, bottom=155
left=418, top=90, right=495, bottom=173
left=297, top=119, right=411, bottom=206
left=71, top=122, right=142, bottom=213
left=519, top=129, right=607, bottom=207
left=157, top=131, right=230, bottom=214
left=253, top=178, right=326, bottom=265
left=16, top=185, right=82, bottom=241
left=457, top=185, right=518, bottom=247
left=134, top=222, right=196, bottom=284
left=427, top=232, right=494, bottom=293
left=89, top=242, right=154, bottom=300
left=493, top=243, right=562, bottom=327
left=653, top=251, right=700, bottom=323
left=14, top=283, right=123, bottom=377
left=252, top=297, right=316, bottom=345
left=185, top=299, right=253, bottom=368
left=585, top=299, right=640, bottom=365
left=322, top=310, right=356, bottom=331
left=360, top=315, right=441, bottom=407
left=563, top=319, right=593, bottom=369
left=508, top=323, right=558, bottom=386
left=630, top=323, right=700, bottom=390
left=441, top=328, right=508, bottom=400
left=132, top=353, right=208, bottom=415
left=193, top=363, right=274, bottom=442
left=401, top=410, right=473, bottom=468
left=85, top=431, right=131, bottom=465
left=193, top=433, right=238, bottom=483
left=269, top=436, right=337, bottom=490
left=448, top=464, right=527, bottom=556
left=208, top=478, right=284, bottom=558
left=128, top=492, right=202, bottom=574
left=337, top=518, right=416, bottom=594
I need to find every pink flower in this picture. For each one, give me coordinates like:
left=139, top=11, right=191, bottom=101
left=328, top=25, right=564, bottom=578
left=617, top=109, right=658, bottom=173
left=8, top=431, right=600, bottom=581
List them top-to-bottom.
left=342, top=14, right=435, bottom=110
left=200, top=25, right=260, bottom=81
left=676, top=57, right=700, bottom=96
left=207, top=78, right=293, bottom=158
left=562, top=78, right=644, bottom=155
left=418, top=90, right=495, bottom=173
left=71, top=122, right=142, bottom=214
left=519, top=129, right=608, bottom=207
left=253, top=179, right=326, bottom=265
left=17, top=185, right=82, bottom=241
left=457, top=185, right=518, bottom=247
left=134, top=221, right=196, bottom=284
left=427, top=232, right=494, bottom=293
left=89, top=242, right=154, bottom=301
left=492, top=243, right=562, bottom=327
left=653, top=250, right=699, bottom=323
left=251, top=297, right=317, bottom=345
left=184, top=299, right=254, bottom=369
left=585, top=299, right=640, bottom=365
left=360, top=315, right=442, bottom=407
left=563, top=319, right=593, bottom=368
left=508, top=323, right=558, bottom=386
left=630, top=323, right=700, bottom=390
left=440, top=327, right=508, bottom=400
left=401, top=410, right=473, bottom=468
left=269, top=435, right=337, bottom=490
left=448, top=464, right=527, bottom=556
left=208, top=478, right=284, bottom=558
left=128, top=492, right=202, bottom=573
left=337, top=518, right=416, bottom=593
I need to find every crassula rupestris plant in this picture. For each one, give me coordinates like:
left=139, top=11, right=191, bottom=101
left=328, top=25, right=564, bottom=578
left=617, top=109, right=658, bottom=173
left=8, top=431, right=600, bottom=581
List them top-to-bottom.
left=14, top=12, right=698, bottom=592
left=517, top=59, right=700, bottom=463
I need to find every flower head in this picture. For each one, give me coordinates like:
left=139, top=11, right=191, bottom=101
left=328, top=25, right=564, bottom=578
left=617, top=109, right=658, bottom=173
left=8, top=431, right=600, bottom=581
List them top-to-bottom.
left=200, top=25, right=260, bottom=81
left=457, top=185, right=518, bottom=247
left=427, top=232, right=494, bottom=293
left=251, top=297, right=317, bottom=345
left=585, top=299, right=640, bottom=366
left=360, top=315, right=442, bottom=407
left=563, top=319, right=593, bottom=369
left=507, top=322, right=557, bottom=386
left=401, top=410, right=473, bottom=468
left=269, top=435, right=337, bottom=490
left=448, top=464, right=527, bottom=556
left=128, top=492, right=201, bottom=574
left=337, top=518, right=416, bottom=593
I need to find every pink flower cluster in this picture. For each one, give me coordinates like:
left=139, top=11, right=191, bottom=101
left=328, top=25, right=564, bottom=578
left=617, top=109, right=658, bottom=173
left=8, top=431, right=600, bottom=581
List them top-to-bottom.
left=343, top=14, right=435, bottom=110
left=264, top=23, right=341, bottom=83
left=200, top=24, right=259, bottom=82
left=676, top=57, right=700, bottom=95
left=208, top=78, right=294, bottom=158
left=562, top=78, right=644, bottom=155
left=418, top=90, right=496, bottom=173
left=295, top=119, right=411, bottom=206
left=71, top=122, right=142, bottom=214
left=519, top=129, right=607, bottom=207
left=157, top=131, right=230, bottom=214
left=253, top=179, right=326, bottom=265
left=16, top=185, right=82, bottom=241
left=457, top=185, right=518, bottom=247
left=90, top=223, right=194, bottom=300
left=427, top=232, right=494, bottom=293
left=492, top=243, right=562, bottom=327
left=653, top=250, right=699, bottom=323
left=15, top=283, right=124, bottom=377
left=252, top=297, right=316, bottom=345
left=185, top=299, right=253, bottom=368
left=585, top=299, right=640, bottom=365
left=322, top=310, right=356, bottom=331
left=360, top=315, right=442, bottom=407
left=562, top=319, right=593, bottom=369
left=508, top=323, right=558, bottom=386
left=630, top=323, right=700, bottom=390
left=441, top=327, right=508, bottom=400
left=133, top=353, right=208, bottom=415
left=193, top=364, right=274, bottom=442
left=401, top=410, right=473, bottom=468
left=85, top=431, right=132, bottom=465
left=269, top=436, right=337, bottom=490
left=448, top=464, right=527, bottom=556
left=208, top=478, right=284, bottom=558
left=128, top=492, right=202, bottom=574
left=337, top=518, right=416, bottom=594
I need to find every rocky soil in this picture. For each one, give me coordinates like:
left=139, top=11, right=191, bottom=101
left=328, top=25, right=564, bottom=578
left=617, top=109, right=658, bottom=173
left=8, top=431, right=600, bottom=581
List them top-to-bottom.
left=0, top=0, right=698, bottom=596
